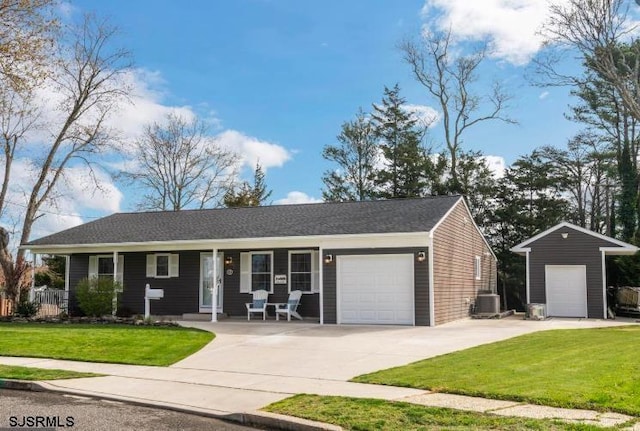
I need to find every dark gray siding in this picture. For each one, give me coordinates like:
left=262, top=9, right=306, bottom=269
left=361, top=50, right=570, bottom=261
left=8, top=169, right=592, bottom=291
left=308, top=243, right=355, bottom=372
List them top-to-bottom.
left=528, top=226, right=613, bottom=318
left=222, top=248, right=320, bottom=319
left=322, top=248, right=430, bottom=326
left=68, top=249, right=320, bottom=318
left=121, top=251, right=201, bottom=315
left=68, top=254, right=89, bottom=315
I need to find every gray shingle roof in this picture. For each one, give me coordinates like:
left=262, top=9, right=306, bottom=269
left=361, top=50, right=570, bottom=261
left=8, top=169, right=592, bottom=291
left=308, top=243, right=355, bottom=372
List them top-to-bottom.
left=25, top=196, right=461, bottom=247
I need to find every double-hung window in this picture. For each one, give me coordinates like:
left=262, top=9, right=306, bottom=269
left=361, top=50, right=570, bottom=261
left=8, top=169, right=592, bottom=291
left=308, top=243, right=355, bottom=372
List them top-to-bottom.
left=288, top=250, right=319, bottom=293
left=240, top=251, right=274, bottom=293
left=146, top=253, right=179, bottom=278
left=88, top=254, right=124, bottom=284
left=474, top=255, right=482, bottom=280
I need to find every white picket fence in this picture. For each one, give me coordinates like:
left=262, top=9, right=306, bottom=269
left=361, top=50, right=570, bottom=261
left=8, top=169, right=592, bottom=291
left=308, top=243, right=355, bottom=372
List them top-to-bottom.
left=32, top=289, right=68, bottom=317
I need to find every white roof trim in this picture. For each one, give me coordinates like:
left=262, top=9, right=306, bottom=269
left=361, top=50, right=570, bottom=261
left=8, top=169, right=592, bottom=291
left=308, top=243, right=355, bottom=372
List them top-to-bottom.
left=511, top=221, right=638, bottom=254
left=23, top=230, right=432, bottom=254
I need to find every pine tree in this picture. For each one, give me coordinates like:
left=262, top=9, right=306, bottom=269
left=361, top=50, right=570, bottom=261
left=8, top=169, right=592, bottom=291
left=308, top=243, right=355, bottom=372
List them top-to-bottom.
left=371, top=84, right=426, bottom=199
left=224, top=163, right=272, bottom=207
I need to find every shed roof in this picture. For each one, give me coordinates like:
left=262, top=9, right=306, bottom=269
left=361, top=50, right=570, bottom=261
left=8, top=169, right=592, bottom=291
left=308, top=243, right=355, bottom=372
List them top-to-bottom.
left=25, top=196, right=463, bottom=248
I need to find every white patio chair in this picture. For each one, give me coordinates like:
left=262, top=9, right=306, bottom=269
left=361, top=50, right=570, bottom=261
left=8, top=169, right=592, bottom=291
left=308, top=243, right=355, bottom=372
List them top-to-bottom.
left=245, top=289, right=269, bottom=321
left=275, top=290, right=303, bottom=321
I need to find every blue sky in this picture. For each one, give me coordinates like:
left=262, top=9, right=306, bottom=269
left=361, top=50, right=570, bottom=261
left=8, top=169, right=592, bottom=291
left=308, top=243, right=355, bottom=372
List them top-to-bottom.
left=25, top=0, right=598, bottom=238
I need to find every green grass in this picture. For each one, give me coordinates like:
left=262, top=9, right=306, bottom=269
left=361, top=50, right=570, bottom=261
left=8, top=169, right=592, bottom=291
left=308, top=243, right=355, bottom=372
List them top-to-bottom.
left=0, top=323, right=214, bottom=366
left=353, top=326, right=640, bottom=416
left=0, top=365, right=100, bottom=381
left=265, top=395, right=611, bottom=431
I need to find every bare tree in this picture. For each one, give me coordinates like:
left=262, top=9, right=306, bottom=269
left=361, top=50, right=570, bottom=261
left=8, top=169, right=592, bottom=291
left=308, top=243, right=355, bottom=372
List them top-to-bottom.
left=0, top=0, right=57, bottom=92
left=540, top=0, right=640, bottom=120
left=0, top=14, right=131, bottom=303
left=400, top=29, right=516, bottom=193
left=126, top=112, right=239, bottom=211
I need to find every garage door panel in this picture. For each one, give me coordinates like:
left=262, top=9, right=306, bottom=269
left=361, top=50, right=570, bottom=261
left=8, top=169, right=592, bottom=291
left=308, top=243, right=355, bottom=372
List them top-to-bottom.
left=338, top=254, right=414, bottom=325
left=545, top=265, right=587, bottom=318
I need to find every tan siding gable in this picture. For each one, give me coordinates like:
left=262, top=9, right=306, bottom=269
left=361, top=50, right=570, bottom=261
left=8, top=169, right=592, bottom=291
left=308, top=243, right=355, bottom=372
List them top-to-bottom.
left=432, top=200, right=496, bottom=325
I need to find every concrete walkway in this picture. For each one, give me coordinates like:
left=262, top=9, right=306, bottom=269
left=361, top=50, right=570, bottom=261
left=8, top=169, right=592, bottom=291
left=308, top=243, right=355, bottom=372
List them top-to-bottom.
left=1, top=316, right=638, bottom=429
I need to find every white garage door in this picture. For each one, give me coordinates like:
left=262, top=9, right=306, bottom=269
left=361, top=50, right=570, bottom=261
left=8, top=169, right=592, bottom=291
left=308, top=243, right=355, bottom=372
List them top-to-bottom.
left=337, top=254, right=414, bottom=325
left=545, top=265, right=587, bottom=317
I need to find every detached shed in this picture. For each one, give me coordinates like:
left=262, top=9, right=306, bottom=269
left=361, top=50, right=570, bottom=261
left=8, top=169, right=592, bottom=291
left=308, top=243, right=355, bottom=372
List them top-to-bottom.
left=511, top=222, right=638, bottom=318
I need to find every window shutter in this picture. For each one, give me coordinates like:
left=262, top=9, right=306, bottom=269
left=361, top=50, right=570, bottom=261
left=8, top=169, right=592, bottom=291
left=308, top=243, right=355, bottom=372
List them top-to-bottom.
left=311, top=250, right=320, bottom=293
left=240, top=252, right=251, bottom=293
left=169, top=254, right=179, bottom=277
left=116, top=255, right=124, bottom=285
left=146, top=255, right=155, bottom=278
left=88, top=256, right=98, bottom=279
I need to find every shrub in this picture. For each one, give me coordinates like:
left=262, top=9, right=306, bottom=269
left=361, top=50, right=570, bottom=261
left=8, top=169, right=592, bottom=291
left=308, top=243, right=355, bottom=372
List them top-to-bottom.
left=75, top=277, right=121, bottom=317
left=15, top=300, right=40, bottom=317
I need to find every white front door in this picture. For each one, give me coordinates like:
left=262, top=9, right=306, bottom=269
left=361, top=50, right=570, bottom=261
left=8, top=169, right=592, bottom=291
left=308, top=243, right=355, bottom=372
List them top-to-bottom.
left=200, top=253, right=224, bottom=313
left=545, top=265, right=587, bottom=317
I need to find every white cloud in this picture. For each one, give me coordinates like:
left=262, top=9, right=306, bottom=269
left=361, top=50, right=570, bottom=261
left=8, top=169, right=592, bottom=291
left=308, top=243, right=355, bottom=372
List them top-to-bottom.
left=421, top=0, right=568, bottom=65
left=539, top=90, right=550, bottom=100
left=403, top=104, right=441, bottom=128
left=216, top=129, right=291, bottom=170
left=484, top=155, right=506, bottom=178
left=0, top=159, right=121, bottom=247
left=274, top=191, right=323, bottom=205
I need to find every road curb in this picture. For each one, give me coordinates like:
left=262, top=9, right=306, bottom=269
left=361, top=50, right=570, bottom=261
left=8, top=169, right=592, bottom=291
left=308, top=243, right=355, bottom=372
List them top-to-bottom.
left=0, top=379, right=47, bottom=392
left=1, top=379, right=341, bottom=431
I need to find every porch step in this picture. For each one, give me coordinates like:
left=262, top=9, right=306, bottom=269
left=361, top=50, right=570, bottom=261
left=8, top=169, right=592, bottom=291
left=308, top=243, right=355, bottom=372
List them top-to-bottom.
left=182, top=313, right=227, bottom=321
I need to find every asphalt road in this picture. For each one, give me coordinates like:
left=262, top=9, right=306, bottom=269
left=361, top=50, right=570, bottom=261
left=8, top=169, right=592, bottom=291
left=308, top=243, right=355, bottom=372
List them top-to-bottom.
left=0, top=389, right=267, bottom=431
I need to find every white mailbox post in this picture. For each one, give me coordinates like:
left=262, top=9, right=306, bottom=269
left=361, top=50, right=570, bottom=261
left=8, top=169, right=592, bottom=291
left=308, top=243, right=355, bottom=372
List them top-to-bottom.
left=144, top=283, right=164, bottom=319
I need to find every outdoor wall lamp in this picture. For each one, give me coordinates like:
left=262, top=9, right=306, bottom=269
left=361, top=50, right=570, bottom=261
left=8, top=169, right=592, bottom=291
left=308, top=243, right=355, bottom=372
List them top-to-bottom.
left=561, top=233, right=569, bottom=239
left=417, top=251, right=426, bottom=262
left=324, top=254, right=333, bottom=264
left=225, top=256, right=233, bottom=266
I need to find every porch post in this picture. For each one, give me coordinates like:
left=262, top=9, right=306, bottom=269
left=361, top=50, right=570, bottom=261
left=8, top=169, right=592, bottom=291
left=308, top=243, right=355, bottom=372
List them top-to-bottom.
left=318, top=246, right=324, bottom=325
left=211, top=248, right=218, bottom=322
left=112, top=251, right=118, bottom=316
left=29, top=252, right=36, bottom=302
left=64, top=255, right=70, bottom=314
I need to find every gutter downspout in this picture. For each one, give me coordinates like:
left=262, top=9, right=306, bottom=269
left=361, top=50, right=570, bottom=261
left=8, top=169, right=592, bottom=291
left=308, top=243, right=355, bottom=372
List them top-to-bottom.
left=428, top=232, right=435, bottom=327
left=525, top=250, right=531, bottom=305
left=601, top=250, right=607, bottom=320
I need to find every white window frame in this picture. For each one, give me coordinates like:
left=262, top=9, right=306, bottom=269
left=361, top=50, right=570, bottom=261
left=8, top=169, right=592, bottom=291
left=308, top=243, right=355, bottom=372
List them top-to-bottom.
left=288, top=250, right=319, bottom=294
left=240, top=251, right=274, bottom=293
left=146, top=253, right=179, bottom=278
left=88, top=254, right=124, bottom=284
left=97, top=255, right=115, bottom=278
left=474, top=255, right=482, bottom=280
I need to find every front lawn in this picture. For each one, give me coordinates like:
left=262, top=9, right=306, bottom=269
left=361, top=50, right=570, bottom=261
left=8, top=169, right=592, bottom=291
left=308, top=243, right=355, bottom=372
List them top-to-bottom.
left=0, top=323, right=214, bottom=366
left=353, top=326, right=640, bottom=416
left=0, top=365, right=100, bottom=381
left=265, top=395, right=608, bottom=431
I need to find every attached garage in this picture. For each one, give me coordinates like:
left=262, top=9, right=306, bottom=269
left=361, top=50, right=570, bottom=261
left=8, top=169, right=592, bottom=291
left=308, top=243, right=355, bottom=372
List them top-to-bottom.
left=511, top=222, right=638, bottom=319
left=337, top=254, right=414, bottom=325
left=544, top=265, right=587, bottom=317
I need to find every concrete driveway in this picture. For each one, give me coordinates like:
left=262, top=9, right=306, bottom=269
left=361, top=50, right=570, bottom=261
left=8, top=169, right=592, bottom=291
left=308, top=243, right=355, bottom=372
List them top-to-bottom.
left=1, top=315, right=636, bottom=417
left=176, top=315, right=634, bottom=380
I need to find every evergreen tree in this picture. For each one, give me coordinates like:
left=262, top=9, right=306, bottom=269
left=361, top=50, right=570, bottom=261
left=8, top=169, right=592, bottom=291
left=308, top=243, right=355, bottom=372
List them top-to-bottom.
left=371, top=84, right=426, bottom=199
left=224, top=163, right=272, bottom=207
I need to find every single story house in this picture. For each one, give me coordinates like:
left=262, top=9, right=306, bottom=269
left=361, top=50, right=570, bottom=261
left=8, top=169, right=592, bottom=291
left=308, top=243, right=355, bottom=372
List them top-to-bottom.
left=23, top=196, right=496, bottom=326
left=511, top=222, right=638, bottom=318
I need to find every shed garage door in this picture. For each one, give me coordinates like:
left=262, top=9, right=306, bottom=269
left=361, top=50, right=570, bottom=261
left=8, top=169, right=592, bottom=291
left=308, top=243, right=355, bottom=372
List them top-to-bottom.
left=337, top=254, right=414, bottom=325
left=545, top=265, right=587, bottom=317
